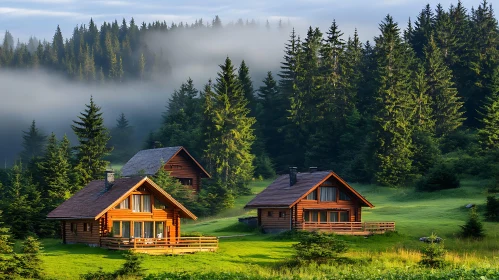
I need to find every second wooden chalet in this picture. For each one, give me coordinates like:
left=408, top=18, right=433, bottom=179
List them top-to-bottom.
left=121, top=146, right=210, bottom=193
left=245, top=168, right=395, bottom=235
left=47, top=172, right=217, bottom=254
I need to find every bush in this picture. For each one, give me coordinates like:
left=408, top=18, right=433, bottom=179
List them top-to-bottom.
left=415, top=162, right=460, bottom=192
left=485, top=195, right=499, bottom=222
left=460, top=207, right=485, bottom=239
left=292, top=231, right=348, bottom=264
left=419, top=233, right=446, bottom=269
left=18, top=236, right=43, bottom=279
left=115, top=251, right=146, bottom=277
left=80, top=268, right=114, bottom=280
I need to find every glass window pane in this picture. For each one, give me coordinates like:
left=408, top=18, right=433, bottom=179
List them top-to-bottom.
left=320, top=187, right=337, bottom=201
left=306, top=190, right=317, bottom=200
left=339, top=191, right=351, bottom=201
left=133, top=195, right=141, bottom=212
left=143, top=195, right=151, bottom=212
left=304, top=211, right=309, bottom=222
left=311, top=211, right=318, bottom=222
left=320, top=211, right=327, bottom=223
left=329, top=212, right=338, bottom=222
left=340, top=212, right=349, bottom=222
left=112, top=221, right=120, bottom=236
left=122, top=222, right=130, bottom=238
left=134, top=222, right=142, bottom=238
left=144, top=222, right=153, bottom=238
left=155, top=222, right=164, bottom=238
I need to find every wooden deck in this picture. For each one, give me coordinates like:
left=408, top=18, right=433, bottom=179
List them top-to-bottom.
left=295, top=222, right=395, bottom=235
left=100, top=237, right=219, bottom=255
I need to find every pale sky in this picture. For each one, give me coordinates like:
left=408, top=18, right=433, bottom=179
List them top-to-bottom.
left=0, top=0, right=483, bottom=43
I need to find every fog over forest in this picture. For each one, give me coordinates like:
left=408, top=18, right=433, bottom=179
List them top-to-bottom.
left=0, top=26, right=290, bottom=166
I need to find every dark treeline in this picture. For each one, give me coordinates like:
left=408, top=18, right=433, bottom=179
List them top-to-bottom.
left=1, top=1, right=499, bottom=239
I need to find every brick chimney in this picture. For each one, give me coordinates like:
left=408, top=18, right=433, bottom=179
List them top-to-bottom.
left=289, top=167, right=297, bottom=186
left=309, top=167, right=318, bottom=173
left=105, top=170, right=115, bottom=191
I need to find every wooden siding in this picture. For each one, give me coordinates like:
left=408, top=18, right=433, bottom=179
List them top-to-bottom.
left=164, top=150, right=202, bottom=192
left=259, top=208, right=291, bottom=231
left=63, top=219, right=101, bottom=245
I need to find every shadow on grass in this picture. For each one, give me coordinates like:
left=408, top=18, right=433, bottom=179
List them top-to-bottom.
left=41, top=240, right=125, bottom=259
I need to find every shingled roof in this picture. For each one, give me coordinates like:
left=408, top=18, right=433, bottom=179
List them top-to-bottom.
left=121, top=146, right=210, bottom=178
left=245, top=171, right=374, bottom=208
left=47, top=176, right=197, bottom=220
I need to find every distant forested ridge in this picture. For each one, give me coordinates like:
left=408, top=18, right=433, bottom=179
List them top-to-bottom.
left=0, top=1, right=499, bottom=238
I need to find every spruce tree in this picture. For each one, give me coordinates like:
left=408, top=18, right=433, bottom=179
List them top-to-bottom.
left=410, top=4, right=434, bottom=59
left=373, top=15, right=416, bottom=186
left=424, top=35, right=465, bottom=137
left=206, top=57, right=256, bottom=194
left=238, top=60, right=256, bottom=115
left=478, top=76, right=499, bottom=150
left=201, top=80, right=215, bottom=173
left=71, top=96, right=112, bottom=184
left=109, top=113, right=134, bottom=162
left=20, top=120, right=47, bottom=165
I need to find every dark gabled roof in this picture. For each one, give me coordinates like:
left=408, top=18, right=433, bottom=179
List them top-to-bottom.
left=121, top=146, right=210, bottom=178
left=244, top=171, right=374, bottom=208
left=47, top=177, right=197, bottom=220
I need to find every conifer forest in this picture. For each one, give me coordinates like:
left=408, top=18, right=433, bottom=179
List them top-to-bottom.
left=0, top=0, right=499, bottom=241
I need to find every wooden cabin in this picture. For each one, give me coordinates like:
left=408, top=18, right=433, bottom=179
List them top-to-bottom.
left=121, top=146, right=210, bottom=193
left=245, top=168, right=395, bottom=235
left=47, top=172, right=217, bottom=254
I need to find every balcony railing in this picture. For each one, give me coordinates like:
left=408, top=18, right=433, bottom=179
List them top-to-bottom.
left=295, top=222, right=395, bottom=234
left=100, top=236, right=218, bottom=254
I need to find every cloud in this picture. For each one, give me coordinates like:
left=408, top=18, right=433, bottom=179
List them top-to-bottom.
left=0, top=7, right=83, bottom=17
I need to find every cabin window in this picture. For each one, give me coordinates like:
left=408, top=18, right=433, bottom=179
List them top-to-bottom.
left=170, top=164, right=182, bottom=169
left=178, top=178, right=193, bottom=186
left=320, top=187, right=337, bottom=201
left=306, top=190, right=317, bottom=200
left=339, top=190, right=351, bottom=201
left=132, top=195, right=152, bottom=212
left=154, top=197, right=167, bottom=209
left=115, top=198, right=130, bottom=209
left=267, top=211, right=272, bottom=217
left=279, top=211, right=286, bottom=218
left=303, top=211, right=309, bottom=222
left=311, top=211, right=318, bottom=222
left=320, top=211, right=327, bottom=223
left=329, top=211, right=339, bottom=222
left=340, top=212, right=349, bottom=222
left=113, top=221, right=131, bottom=238
left=134, top=222, right=142, bottom=237
left=144, top=222, right=154, bottom=238
left=155, top=222, right=165, bottom=238
left=70, top=223, right=77, bottom=234
left=83, top=223, right=90, bottom=232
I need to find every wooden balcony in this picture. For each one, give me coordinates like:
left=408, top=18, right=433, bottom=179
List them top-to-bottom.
left=295, top=222, right=395, bottom=235
left=100, top=236, right=219, bottom=255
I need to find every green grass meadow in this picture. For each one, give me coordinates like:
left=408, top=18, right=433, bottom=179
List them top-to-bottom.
left=36, top=178, right=499, bottom=279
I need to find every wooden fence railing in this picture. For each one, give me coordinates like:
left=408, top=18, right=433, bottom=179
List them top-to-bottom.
left=295, top=222, right=395, bottom=234
left=100, top=236, right=219, bottom=253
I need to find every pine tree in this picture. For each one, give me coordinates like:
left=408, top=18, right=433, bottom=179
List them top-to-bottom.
left=410, top=4, right=434, bottom=59
left=373, top=15, right=416, bottom=186
left=424, top=35, right=465, bottom=137
left=206, top=57, right=256, bottom=193
left=238, top=60, right=256, bottom=114
left=478, top=74, right=499, bottom=150
left=201, top=80, right=216, bottom=173
left=71, top=96, right=112, bottom=185
left=109, top=113, right=134, bottom=162
left=20, top=120, right=47, bottom=164
left=37, top=133, right=72, bottom=207
left=0, top=211, right=13, bottom=254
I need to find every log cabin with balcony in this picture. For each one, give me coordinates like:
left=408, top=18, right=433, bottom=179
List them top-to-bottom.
left=121, top=146, right=211, bottom=193
left=245, top=167, right=395, bottom=235
left=47, top=172, right=218, bottom=254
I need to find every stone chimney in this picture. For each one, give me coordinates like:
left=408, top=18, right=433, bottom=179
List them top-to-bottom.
left=289, top=167, right=297, bottom=186
left=309, top=167, right=318, bottom=173
left=105, top=170, right=115, bottom=191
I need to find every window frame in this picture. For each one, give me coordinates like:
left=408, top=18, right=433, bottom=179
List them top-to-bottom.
left=320, top=186, right=337, bottom=202
left=305, top=189, right=318, bottom=200
left=132, top=194, right=152, bottom=213
left=115, top=197, right=130, bottom=209
left=279, top=211, right=286, bottom=218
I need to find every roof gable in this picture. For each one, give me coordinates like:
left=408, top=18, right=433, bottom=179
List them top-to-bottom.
left=121, top=146, right=210, bottom=178
left=244, top=171, right=374, bottom=208
left=47, top=176, right=197, bottom=220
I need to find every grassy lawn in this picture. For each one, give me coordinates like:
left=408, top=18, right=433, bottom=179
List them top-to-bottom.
left=37, top=178, right=499, bottom=279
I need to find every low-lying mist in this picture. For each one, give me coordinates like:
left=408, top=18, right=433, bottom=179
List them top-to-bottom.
left=0, top=26, right=290, bottom=166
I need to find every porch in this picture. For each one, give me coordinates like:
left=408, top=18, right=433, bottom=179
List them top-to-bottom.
left=295, top=221, right=396, bottom=235
left=100, top=236, right=219, bottom=255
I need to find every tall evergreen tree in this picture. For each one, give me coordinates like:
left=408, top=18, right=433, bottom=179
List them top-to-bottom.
left=410, top=4, right=434, bottom=59
left=373, top=15, right=416, bottom=186
left=424, top=35, right=465, bottom=137
left=205, top=57, right=256, bottom=193
left=238, top=60, right=256, bottom=114
left=478, top=68, right=499, bottom=150
left=71, top=97, right=112, bottom=185
left=20, top=120, right=47, bottom=165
